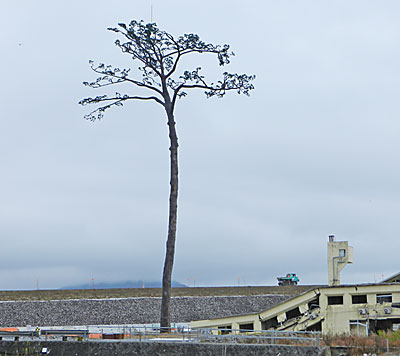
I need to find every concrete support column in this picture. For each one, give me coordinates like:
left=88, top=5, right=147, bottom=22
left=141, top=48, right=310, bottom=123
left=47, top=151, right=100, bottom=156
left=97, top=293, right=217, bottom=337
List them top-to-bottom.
left=343, top=293, right=351, bottom=306
left=253, top=319, right=262, bottom=331
left=232, top=322, right=239, bottom=334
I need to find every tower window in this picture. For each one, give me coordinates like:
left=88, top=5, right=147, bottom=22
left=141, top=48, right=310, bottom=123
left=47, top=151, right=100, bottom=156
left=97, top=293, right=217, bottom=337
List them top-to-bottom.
left=376, top=294, right=392, bottom=304
left=352, top=295, right=367, bottom=304
left=328, top=296, right=343, bottom=305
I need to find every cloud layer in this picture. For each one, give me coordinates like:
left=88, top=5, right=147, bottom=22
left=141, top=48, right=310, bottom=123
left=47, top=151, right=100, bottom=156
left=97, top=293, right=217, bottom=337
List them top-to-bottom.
left=1, top=0, right=399, bottom=289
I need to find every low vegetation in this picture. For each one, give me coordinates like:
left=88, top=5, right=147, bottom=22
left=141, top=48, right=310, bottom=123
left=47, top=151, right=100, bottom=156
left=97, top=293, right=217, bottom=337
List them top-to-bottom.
left=323, top=330, right=400, bottom=355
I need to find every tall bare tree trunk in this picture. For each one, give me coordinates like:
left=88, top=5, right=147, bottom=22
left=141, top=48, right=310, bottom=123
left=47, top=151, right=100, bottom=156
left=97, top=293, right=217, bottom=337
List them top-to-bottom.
left=160, top=108, right=178, bottom=331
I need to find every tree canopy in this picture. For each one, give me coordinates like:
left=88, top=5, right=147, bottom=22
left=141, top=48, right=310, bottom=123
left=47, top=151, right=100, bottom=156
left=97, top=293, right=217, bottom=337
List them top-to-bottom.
left=79, top=20, right=255, bottom=119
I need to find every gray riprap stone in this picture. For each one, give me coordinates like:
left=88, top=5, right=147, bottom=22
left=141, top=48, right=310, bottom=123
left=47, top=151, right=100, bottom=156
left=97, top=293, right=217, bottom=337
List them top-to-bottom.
left=0, top=294, right=290, bottom=326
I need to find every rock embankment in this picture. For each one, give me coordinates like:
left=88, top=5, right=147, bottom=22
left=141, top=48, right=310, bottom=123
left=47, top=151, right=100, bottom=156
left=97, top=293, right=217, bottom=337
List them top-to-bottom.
left=0, top=294, right=291, bottom=326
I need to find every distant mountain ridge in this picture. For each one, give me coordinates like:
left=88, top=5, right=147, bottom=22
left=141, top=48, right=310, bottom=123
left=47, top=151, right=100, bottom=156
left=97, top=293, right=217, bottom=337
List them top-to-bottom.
left=63, top=280, right=187, bottom=290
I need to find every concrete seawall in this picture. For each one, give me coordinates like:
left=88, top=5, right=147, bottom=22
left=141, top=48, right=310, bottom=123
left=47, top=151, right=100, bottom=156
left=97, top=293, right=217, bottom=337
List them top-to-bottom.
left=0, top=295, right=290, bottom=326
left=0, top=340, right=331, bottom=356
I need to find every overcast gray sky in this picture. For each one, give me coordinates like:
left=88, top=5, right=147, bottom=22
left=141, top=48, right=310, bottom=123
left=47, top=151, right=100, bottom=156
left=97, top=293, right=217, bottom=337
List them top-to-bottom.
left=1, top=0, right=399, bottom=290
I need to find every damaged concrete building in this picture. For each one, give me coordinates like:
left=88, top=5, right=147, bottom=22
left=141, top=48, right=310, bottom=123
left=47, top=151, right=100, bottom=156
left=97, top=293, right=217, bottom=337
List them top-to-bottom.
left=191, top=236, right=400, bottom=335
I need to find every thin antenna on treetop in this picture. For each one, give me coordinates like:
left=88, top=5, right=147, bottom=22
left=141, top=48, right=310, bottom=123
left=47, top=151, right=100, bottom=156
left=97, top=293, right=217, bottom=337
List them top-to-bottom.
left=151, top=5, right=153, bottom=22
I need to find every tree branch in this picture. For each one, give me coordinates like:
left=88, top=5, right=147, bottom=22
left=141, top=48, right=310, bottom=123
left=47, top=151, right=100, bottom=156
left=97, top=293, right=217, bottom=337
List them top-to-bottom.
left=110, top=27, right=163, bottom=77
left=117, top=29, right=163, bottom=77
left=164, top=34, right=181, bottom=78
left=165, top=47, right=230, bottom=79
left=164, top=48, right=216, bottom=58
left=89, top=63, right=164, bottom=96
left=171, top=72, right=255, bottom=107
left=79, top=94, right=165, bottom=121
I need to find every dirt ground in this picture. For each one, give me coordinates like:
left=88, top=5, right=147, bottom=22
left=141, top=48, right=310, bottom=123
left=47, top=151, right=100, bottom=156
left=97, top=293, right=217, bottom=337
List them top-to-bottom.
left=0, top=285, right=320, bottom=301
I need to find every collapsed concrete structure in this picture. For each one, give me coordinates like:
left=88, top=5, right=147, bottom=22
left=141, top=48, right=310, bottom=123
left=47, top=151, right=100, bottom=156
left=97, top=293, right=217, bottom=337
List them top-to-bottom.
left=191, top=236, right=400, bottom=335
left=191, top=283, right=400, bottom=335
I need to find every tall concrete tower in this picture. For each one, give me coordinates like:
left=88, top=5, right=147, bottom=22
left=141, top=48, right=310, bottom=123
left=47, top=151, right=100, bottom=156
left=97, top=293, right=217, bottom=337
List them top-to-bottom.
left=327, top=235, right=353, bottom=286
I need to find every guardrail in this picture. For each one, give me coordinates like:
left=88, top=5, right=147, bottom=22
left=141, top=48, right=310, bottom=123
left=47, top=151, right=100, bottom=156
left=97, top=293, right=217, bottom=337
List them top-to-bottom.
left=0, top=326, right=321, bottom=346
left=93, top=326, right=321, bottom=346
left=187, top=328, right=321, bottom=346
left=41, top=329, right=89, bottom=341
left=0, top=330, right=38, bottom=341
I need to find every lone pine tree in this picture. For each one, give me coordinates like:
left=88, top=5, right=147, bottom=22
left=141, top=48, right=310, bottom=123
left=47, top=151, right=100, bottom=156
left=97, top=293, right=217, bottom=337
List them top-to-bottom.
left=79, top=20, right=255, bottom=330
